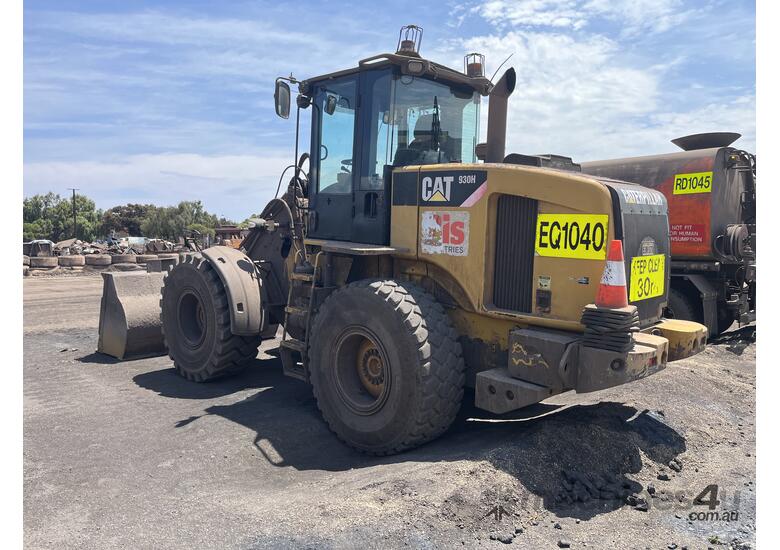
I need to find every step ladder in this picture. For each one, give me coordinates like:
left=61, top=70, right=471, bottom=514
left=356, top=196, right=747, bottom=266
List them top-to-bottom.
left=279, top=252, right=322, bottom=382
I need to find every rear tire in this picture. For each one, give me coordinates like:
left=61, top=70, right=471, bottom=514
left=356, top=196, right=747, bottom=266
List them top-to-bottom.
left=161, top=254, right=261, bottom=382
left=308, top=279, right=465, bottom=455
left=665, top=287, right=700, bottom=323
left=666, top=287, right=735, bottom=337
left=715, top=303, right=735, bottom=336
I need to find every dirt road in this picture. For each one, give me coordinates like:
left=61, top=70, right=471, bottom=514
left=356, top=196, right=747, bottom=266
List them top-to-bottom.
left=23, top=276, right=756, bottom=549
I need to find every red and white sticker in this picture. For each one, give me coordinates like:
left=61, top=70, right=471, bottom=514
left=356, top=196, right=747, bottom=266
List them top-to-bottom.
left=421, top=211, right=469, bottom=257
left=670, top=223, right=705, bottom=244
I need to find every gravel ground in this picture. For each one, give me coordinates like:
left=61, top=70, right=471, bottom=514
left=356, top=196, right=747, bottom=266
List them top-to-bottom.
left=23, top=275, right=756, bottom=549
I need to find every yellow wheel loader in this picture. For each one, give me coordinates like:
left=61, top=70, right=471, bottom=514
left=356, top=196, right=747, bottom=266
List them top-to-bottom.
left=157, top=26, right=707, bottom=455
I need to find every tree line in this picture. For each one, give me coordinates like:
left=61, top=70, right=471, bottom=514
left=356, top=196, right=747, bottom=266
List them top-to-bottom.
left=23, top=192, right=238, bottom=242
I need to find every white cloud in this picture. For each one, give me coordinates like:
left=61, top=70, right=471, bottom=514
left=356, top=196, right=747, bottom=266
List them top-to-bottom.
left=463, top=0, right=696, bottom=36
left=474, top=0, right=588, bottom=30
left=584, top=0, right=695, bottom=36
left=440, top=1, right=754, bottom=161
left=23, top=8, right=381, bottom=161
left=27, top=10, right=382, bottom=83
left=435, top=28, right=754, bottom=161
left=436, top=30, right=662, bottom=157
left=645, top=95, right=756, bottom=155
left=24, top=152, right=295, bottom=220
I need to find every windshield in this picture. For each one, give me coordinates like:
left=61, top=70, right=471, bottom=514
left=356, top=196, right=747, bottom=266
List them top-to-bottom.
left=383, top=76, right=480, bottom=167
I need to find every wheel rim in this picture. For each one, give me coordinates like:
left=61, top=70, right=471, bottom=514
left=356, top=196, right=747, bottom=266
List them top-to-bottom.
left=178, top=290, right=206, bottom=348
left=333, top=327, right=391, bottom=415
left=356, top=339, right=385, bottom=398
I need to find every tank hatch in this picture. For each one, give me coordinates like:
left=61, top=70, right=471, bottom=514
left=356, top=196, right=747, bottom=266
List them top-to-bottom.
left=671, top=132, right=742, bottom=151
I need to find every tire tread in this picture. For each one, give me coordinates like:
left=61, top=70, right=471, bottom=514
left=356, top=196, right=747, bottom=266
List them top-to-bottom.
left=160, top=254, right=261, bottom=382
left=309, top=279, right=465, bottom=455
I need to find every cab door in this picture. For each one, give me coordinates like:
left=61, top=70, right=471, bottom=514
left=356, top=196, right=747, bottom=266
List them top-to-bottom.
left=352, top=69, right=394, bottom=245
left=308, top=76, right=358, bottom=241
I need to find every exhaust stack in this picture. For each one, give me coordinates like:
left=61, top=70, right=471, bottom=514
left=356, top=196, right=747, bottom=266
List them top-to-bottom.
left=485, top=68, right=516, bottom=163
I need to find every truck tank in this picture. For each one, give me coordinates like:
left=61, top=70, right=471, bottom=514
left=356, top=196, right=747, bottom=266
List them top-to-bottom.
left=580, top=132, right=755, bottom=335
left=581, top=134, right=755, bottom=262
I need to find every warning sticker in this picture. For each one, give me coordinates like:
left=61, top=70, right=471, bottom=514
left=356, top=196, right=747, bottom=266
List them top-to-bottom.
left=673, top=171, right=713, bottom=195
left=421, top=211, right=469, bottom=256
left=535, top=214, right=608, bottom=260
left=670, top=223, right=705, bottom=244
left=629, top=253, right=665, bottom=302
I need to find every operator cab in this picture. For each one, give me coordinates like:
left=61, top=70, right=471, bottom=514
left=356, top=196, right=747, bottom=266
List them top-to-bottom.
left=274, top=26, right=492, bottom=245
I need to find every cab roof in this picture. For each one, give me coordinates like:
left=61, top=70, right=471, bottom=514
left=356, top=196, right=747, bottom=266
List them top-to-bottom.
left=300, top=52, right=493, bottom=96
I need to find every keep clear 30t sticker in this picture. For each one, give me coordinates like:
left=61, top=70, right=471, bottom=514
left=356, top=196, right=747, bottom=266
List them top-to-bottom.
left=421, top=211, right=469, bottom=256
left=629, top=254, right=665, bottom=301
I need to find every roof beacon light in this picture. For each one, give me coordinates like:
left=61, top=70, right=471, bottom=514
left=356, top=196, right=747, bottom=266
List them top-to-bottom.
left=397, top=25, right=423, bottom=57
left=464, top=53, right=485, bottom=77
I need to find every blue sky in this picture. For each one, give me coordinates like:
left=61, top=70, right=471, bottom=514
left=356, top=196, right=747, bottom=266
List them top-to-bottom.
left=24, top=0, right=755, bottom=221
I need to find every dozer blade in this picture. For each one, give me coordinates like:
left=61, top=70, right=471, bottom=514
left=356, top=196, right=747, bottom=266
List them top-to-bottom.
left=97, top=271, right=167, bottom=360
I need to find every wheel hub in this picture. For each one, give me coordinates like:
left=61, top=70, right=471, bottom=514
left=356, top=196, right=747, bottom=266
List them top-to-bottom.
left=178, top=290, right=207, bottom=348
left=332, top=327, right=391, bottom=415
left=357, top=339, right=385, bottom=398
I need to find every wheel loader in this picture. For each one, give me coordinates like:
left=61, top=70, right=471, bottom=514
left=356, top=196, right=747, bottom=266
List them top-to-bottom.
left=156, top=26, right=707, bottom=455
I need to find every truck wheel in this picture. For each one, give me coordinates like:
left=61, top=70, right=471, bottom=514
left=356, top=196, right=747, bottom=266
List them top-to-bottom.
left=161, top=254, right=261, bottom=382
left=308, top=279, right=465, bottom=455
left=665, top=288, right=700, bottom=323
left=715, top=304, right=735, bottom=336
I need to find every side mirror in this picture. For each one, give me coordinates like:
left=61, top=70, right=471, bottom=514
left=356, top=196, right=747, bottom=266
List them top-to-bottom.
left=274, top=80, right=291, bottom=119
left=325, top=95, right=337, bottom=115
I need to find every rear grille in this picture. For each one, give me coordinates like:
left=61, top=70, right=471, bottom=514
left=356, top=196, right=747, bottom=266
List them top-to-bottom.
left=493, top=194, right=537, bottom=312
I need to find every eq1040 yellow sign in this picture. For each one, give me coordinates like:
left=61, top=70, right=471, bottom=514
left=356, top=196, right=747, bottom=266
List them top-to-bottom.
left=673, top=171, right=713, bottom=195
left=535, top=214, right=609, bottom=260
left=629, top=253, right=665, bottom=302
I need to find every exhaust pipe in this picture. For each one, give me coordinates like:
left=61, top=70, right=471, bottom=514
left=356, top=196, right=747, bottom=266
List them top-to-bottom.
left=485, top=68, right=516, bottom=163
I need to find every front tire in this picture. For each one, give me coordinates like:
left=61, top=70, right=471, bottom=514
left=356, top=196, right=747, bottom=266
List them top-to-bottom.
left=160, top=254, right=261, bottom=382
left=308, top=279, right=465, bottom=455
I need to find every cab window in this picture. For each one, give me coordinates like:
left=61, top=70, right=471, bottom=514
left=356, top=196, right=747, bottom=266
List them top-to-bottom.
left=388, top=77, right=480, bottom=167
left=316, top=78, right=357, bottom=194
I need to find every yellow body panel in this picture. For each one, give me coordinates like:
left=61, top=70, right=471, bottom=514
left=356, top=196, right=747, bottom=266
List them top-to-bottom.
left=296, top=161, right=704, bottom=399
left=391, top=163, right=614, bottom=332
left=388, top=205, right=418, bottom=259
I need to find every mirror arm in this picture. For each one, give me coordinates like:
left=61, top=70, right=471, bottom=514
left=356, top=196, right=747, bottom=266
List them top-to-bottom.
left=277, top=73, right=300, bottom=86
left=293, top=103, right=300, bottom=188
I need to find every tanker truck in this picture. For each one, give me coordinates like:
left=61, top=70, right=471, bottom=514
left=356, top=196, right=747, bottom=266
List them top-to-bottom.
left=580, top=133, right=755, bottom=337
